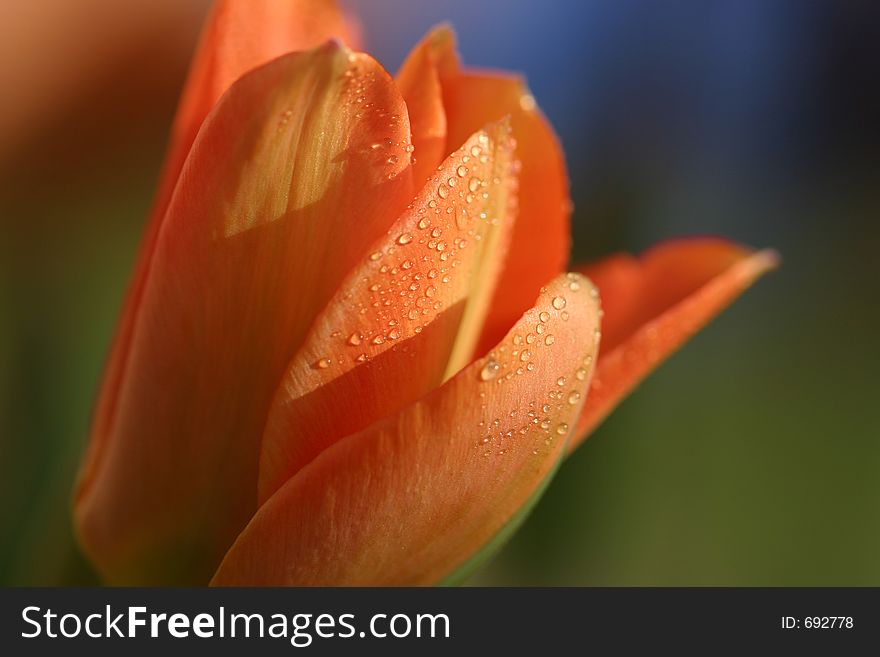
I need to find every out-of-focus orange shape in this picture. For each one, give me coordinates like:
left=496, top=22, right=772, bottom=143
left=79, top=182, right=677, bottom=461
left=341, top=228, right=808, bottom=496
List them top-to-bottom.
left=73, top=1, right=777, bottom=586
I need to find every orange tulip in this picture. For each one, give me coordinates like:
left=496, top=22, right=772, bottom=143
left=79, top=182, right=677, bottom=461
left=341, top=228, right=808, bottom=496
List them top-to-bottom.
left=73, top=0, right=778, bottom=586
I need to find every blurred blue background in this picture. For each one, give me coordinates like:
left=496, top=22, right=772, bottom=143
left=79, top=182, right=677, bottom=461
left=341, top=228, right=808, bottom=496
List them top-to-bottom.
left=1, top=0, right=878, bottom=584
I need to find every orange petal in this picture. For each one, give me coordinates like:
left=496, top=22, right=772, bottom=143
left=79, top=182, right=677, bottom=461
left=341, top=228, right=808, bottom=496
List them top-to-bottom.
left=84, top=0, right=356, bottom=555
left=395, top=25, right=459, bottom=184
left=74, top=43, right=416, bottom=584
left=444, top=71, right=570, bottom=354
left=258, top=121, right=517, bottom=503
left=568, top=238, right=779, bottom=452
left=212, top=273, right=601, bottom=586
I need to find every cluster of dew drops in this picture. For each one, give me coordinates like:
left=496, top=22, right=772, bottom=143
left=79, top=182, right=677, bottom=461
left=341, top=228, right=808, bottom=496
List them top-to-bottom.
left=341, top=56, right=414, bottom=180
left=312, top=124, right=518, bottom=370
left=475, top=274, right=601, bottom=458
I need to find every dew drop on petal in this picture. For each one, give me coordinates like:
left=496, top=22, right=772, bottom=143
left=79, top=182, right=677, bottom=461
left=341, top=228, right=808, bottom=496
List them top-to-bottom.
left=397, top=233, right=413, bottom=245
left=552, top=296, right=567, bottom=310
left=480, top=359, right=500, bottom=381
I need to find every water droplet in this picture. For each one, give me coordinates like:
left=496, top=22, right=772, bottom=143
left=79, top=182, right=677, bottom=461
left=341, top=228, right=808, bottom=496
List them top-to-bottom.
left=520, top=93, right=537, bottom=111
left=457, top=165, right=469, bottom=177
left=468, top=177, right=481, bottom=192
left=438, top=183, right=449, bottom=199
left=418, top=218, right=430, bottom=229
left=431, top=227, right=442, bottom=238
left=397, top=233, right=413, bottom=245
left=370, top=251, right=382, bottom=261
left=401, top=259, right=413, bottom=269
left=552, top=296, right=567, bottom=310
left=561, top=310, right=570, bottom=321
left=539, top=311, right=550, bottom=322
left=388, top=328, right=400, bottom=340
left=348, top=333, right=362, bottom=346
left=526, top=333, right=536, bottom=344
left=544, top=334, right=555, bottom=345
left=371, top=335, right=385, bottom=345
left=519, top=350, right=531, bottom=362
left=313, top=358, right=331, bottom=369
left=480, top=359, right=500, bottom=381
left=576, top=367, right=588, bottom=381
left=557, top=376, right=566, bottom=386
left=568, top=391, right=580, bottom=405
left=540, top=419, right=551, bottom=430
left=556, top=423, right=569, bottom=435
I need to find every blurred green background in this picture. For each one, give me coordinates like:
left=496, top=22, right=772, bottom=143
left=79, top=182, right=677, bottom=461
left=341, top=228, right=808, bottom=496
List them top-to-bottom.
left=1, top=0, right=878, bottom=585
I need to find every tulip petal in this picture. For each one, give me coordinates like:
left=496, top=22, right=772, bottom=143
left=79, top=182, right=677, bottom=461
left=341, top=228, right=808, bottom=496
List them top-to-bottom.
left=83, top=0, right=356, bottom=557
left=174, top=0, right=359, bottom=192
left=395, top=25, right=458, bottom=183
left=396, top=28, right=570, bottom=359
left=74, top=43, right=417, bottom=584
left=444, top=72, right=570, bottom=355
left=258, top=121, right=518, bottom=503
left=568, top=238, right=779, bottom=452
left=212, top=273, right=601, bottom=586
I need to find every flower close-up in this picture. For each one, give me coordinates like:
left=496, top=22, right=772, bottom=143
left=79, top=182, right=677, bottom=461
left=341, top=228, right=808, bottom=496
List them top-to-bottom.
left=70, top=0, right=777, bottom=586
